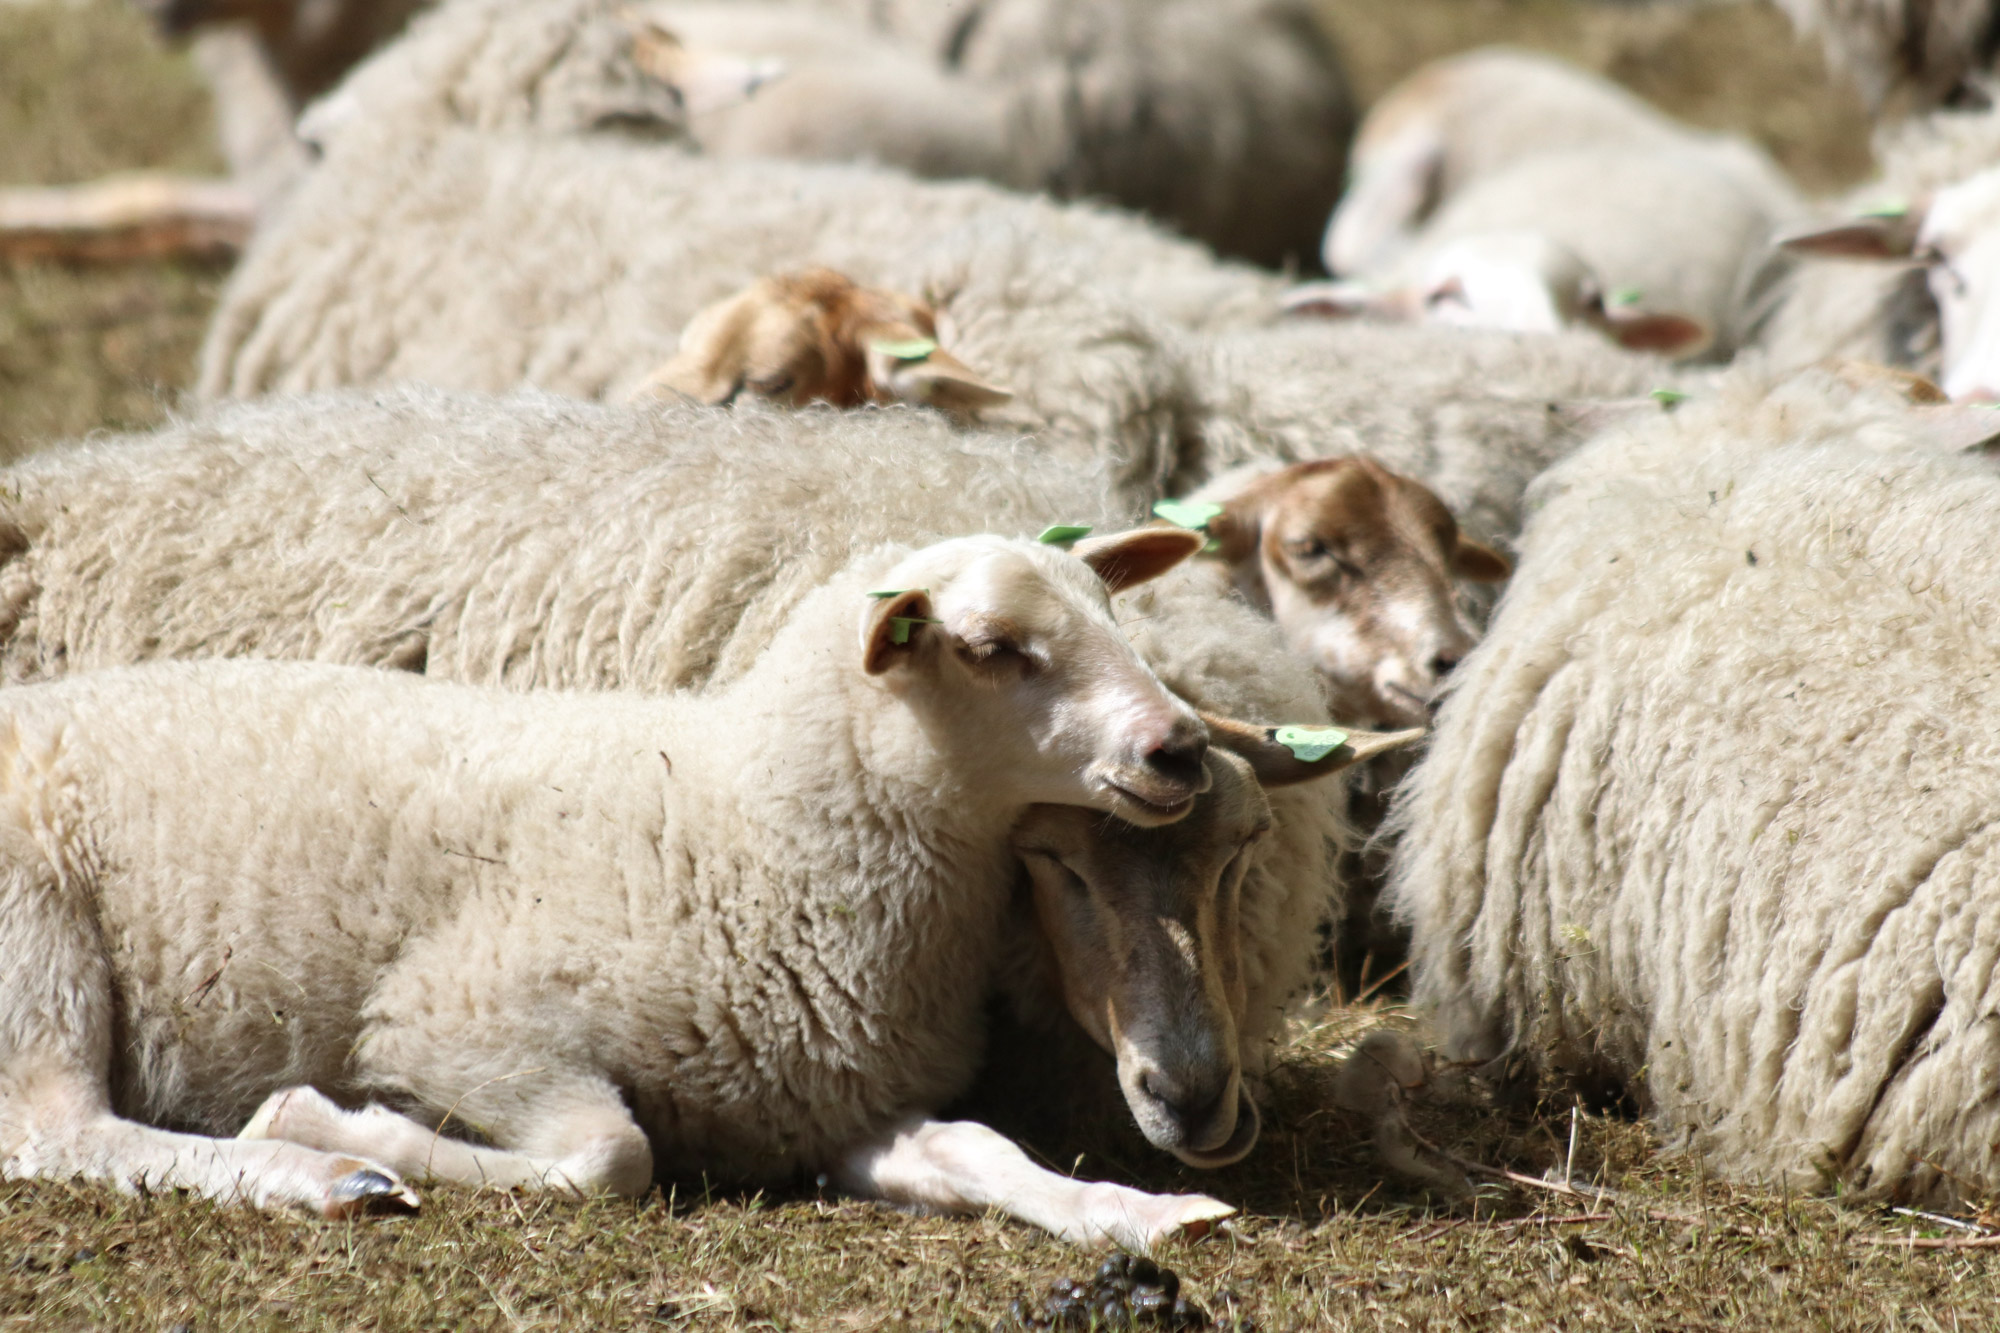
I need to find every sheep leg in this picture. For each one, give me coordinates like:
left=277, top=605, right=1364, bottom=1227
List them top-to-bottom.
left=0, top=860, right=411, bottom=1217
left=240, top=1083, right=654, bottom=1197
left=837, top=1116, right=1236, bottom=1251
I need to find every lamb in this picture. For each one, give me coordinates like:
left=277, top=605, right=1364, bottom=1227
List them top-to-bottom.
left=1770, top=0, right=2000, bottom=112
left=1313, top=49, right=1808, bottom=358
left=1762, top=105, right=2000, bottom=400
left=1388, top=369, right=2000, bottom=1203
left=0, top=389, right=1425, bottom=1099
left=0, top=526, right=1357, bottom=1248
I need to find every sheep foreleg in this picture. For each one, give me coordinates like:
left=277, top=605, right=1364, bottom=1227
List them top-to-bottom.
left=239, top=1083, right=654, bottom=1197
left=837, top=1116, right=1236, bottom=1251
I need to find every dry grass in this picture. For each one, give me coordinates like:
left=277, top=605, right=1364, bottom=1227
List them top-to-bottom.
left=0, top=0, right=224, bottom=462
left=1, top=3, right=1989, bottom=1329
left=5, top=1003, right=1997, bottom=1331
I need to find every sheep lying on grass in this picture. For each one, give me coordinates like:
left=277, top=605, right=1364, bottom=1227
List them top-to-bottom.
left=1390, top=370, right=2000, bottom=1203
left=0, top=390, right=1444, bottom=1144
left=0, top=526, right=1346, bottom=1248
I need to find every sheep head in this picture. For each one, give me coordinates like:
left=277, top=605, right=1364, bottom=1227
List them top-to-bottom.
left=1781, top=169, right=2000, bottom=402
left=1284, top=231, right=1710, bottom=357
left=631, top=268, right=1010, bottom=417
left=1199, top=458, right=1510, bottom=729
left=860, top=528, right=1209, bottom=827
left=1013, top=722, right=1422, bottom=1166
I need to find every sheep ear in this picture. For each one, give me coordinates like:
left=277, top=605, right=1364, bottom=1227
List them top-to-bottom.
left=628, top=19, right=785, bottom=116
left=1778, top=211, right=1923, bottom=262
left=1278, top=279, right=1399, bottom=320
left=629, top=290, right=758, bottom=405
left=1596, top=308, right=1711, bottom=357
left=865, top=343, right=1013, bottom=416
left=1912, top=403, right=2000, bottom=453
left=1203, top=494, right=1262, bottom=566
left=1071, top=527, right=1205, bottom=594
left=1452, top=536, right=1511, bottom=582
left=862, top=588, right=935, bottom=675
left=1201, top=712, right=1428, bottom=788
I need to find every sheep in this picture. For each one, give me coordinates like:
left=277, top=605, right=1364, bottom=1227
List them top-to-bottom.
left=289, top=0, right=1349, bottom=267
left=832, top=0, right=1355, bottom=269
left=1770, top=0, right=2000, bottom=112
left=1321, top=48, right=1726, bottom=279
left=1311, top=50, right=1807, bottom=358
left=1762, top=104, right=2000, bottom=399
left=193, top=121, right=1279, bottom=503
left=1180, top=319, right=1673, bottom=554
left=1388, top=369, right=2000, bottom=1203
left=0, top=389, right=1424, bottom=1106
left=0, top=526, right=1361, bottom=1248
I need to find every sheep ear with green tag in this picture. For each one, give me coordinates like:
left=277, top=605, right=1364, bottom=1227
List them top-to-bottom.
left=862, top=588, right=938, bottom=675
left=1202, top=712, right=1427, bottom=786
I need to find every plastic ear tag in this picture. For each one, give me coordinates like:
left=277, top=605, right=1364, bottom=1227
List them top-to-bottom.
left=1861, top=200, right=1909, bottom=219
left=1608, top=286, right=1644, bottom=307
left=871, top=337, right=938, bottom=363
left=1651, top=388, right=1690, bottom=409
left=1152, top=499, right=1224, bottom=531
left=1037, top=524, right=1093, bottom=545
left=867, top=589, right=923, bottom=599
left=889, top=616, right=939, bottom=645
left=1272, top=725, right=1349, bottom=762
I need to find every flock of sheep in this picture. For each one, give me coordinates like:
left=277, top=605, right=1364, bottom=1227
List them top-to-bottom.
left=7, top=0, right=2000, bottom=1252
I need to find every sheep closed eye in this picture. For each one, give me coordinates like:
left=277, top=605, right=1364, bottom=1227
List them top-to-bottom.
left=749, top=373, right=797, bottom=398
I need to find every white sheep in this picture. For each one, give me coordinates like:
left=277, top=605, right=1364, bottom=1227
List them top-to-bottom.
left=297, top=0, right=1350, bottom=267
left=1313, top=48, right=1807, bottom=358
left=1763, top=104, right=2000, bottom=400
left=195, top=121, right=1275, bottom=503
left=1181, top=319, right=1672, bottom=552
left=1389, top=369, right=2000, bottom=1203
left=0, top=388, right=1410, bottom=1104
left=0, top=526, right=1314, bottom=1248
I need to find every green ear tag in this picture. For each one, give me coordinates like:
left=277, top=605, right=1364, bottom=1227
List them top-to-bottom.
left=1861, top=200, right=1909, bottom=219
left=1608, top=286, right=1645, bottom=308
left=871, top=337, right=938, bottom=363
left=1651, top=388, right=1690, bottom=409
left=1152, top=499, right=1224, bottom=531
left=1037, top=524, right=1094, bottom=546
left=867, top=589, right=914, bottom=600
left=888, top=616, right=939, bottom=645
left=1272, top=725, right=1349, bottom=762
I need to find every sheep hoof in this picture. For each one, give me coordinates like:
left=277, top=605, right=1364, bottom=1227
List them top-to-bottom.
left=323, top=1165, right=420, bottom=1219
left=1169, top=1198, right=1237, bottom=1241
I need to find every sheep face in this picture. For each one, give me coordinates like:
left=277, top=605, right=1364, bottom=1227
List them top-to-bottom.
left=1919, top=169, right=2000, bottom=402
left=1780, top=172, right=2000, bottom=402
left=1284, top=232, right=1709, bottom=356
left=632, top=269, right=1010, bottom=415
left=1208, top=460, right=1510, bottom=729
left=862, top=530, right=1210, bottom=828
left=1012, top=718, right=1422, bottom=1167
left=1013, top=749, right=1265, bottom=1167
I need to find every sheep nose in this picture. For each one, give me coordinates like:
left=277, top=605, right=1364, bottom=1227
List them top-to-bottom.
left=1142, top=721, right=1208, bottom=792
left=1140, top=1068, right=1231, bottom=1130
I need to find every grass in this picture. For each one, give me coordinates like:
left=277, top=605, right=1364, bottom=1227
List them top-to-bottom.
left=0, top=2, right=1983, bottom=1329
left=4, top=1002, right=1997, bottom=1330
